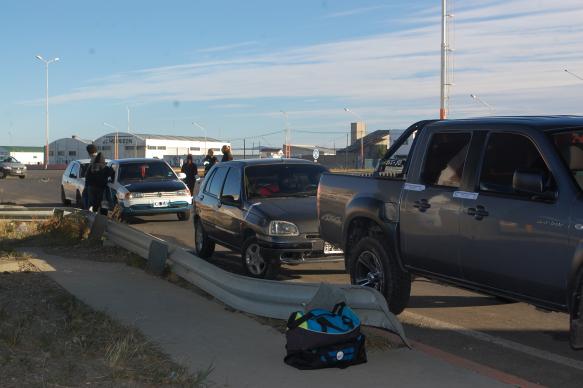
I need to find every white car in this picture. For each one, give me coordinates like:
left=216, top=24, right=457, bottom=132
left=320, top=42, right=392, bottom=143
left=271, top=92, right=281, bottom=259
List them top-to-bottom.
left=105, top=158, right=192, bottom=221
left=61, top=159, right=91, bottom=206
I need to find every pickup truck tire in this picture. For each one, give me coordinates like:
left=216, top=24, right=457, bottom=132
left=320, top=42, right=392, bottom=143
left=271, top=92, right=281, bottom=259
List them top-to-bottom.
left=194, top=218, right=215, bottom=258
left=349, top=236, right=411, bottom=314
left=242, top=237, right=280, bottom=280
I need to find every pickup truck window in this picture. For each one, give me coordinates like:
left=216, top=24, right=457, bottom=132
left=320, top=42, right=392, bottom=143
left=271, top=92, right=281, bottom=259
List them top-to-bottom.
left=377, top=130, right=418, bottom=178
left=550, top=130, right=583, bottom=190
left=421, top=132, right=471, bottom=188
left=479, top=133, right=551, bottom=196
left=206, top=167, right=228, bottom=197
left=222, top=168, right=242, bottom=201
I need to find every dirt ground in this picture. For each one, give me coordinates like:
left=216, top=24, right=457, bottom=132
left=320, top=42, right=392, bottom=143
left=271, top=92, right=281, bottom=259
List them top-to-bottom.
left=0, top=218, right=213, bottom=387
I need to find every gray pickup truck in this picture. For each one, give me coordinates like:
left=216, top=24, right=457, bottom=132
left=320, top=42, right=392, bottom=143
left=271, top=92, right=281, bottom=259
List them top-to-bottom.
left=318, top=116, right=583, bottom=348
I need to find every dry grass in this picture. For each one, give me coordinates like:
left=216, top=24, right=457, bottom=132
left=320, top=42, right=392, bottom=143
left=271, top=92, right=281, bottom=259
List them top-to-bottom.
left=0, top=220, right=215, bottom=387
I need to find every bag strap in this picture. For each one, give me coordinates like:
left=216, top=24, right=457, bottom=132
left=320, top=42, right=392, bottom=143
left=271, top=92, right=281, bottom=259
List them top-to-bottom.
left=332, top=302, right=346, bottom=315
left=287, top=311, right=314, bottom=330
left=316, top=316, right=346, bottom=333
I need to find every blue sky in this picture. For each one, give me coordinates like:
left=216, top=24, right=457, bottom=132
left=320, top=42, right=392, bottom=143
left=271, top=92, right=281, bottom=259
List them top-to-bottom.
left=2, top=0, right=583, bottom=150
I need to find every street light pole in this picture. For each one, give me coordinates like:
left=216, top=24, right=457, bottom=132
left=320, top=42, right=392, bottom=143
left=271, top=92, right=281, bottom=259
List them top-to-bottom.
left=35, top=55, right=59, bottom=168
left=564, top=69, right=583, bottom=82
left=470, top=94, right=495, bottom=114
left=344, top=108, right=365, bottom=169
left=280, top=111, right=290, bottom=157
left=103, top=122, right=118, bottom=159
left=192, top=122, right=207, bottom=157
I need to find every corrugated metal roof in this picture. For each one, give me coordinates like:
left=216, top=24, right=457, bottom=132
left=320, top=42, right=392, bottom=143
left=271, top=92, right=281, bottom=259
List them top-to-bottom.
left=133, top=133, right=221, bottom=142
left=0, top=146, right=44, bottom=152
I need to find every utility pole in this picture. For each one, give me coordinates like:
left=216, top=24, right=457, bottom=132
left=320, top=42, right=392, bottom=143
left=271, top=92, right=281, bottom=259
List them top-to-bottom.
left=440, top=0, right=450, bottom=120
left=243, top=139, right=246, bottom=160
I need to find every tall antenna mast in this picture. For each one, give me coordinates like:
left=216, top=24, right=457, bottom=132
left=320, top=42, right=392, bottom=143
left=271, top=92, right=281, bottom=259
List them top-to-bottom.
left=440, top=0, right=449, bottom=119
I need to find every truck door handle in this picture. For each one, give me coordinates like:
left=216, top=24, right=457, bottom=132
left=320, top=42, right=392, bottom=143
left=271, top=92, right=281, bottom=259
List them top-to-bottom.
left=413, top=199, right=431, bottom=212
left=467, top=205, right=489, bottom=220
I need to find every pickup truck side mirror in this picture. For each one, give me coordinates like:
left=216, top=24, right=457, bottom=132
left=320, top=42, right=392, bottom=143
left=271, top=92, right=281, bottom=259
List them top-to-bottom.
left=512, top=170, right=557, bottom=201
left=177, top=172, right=187, bottom=180
left=69, top=173, right=76, bottom=179
left=220, top=194, right=241, bottom=207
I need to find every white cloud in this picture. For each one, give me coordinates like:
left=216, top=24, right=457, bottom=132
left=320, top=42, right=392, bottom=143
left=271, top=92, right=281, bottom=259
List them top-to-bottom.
left=46, top=0, right=583, bottom=123
left=324, top=5, right=388, bottom=19
left=196, top=41, right=258, bottom=54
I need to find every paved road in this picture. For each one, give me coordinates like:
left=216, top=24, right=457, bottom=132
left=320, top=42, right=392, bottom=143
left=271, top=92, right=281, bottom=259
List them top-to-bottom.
left=5, top=169, right=583, bottom=386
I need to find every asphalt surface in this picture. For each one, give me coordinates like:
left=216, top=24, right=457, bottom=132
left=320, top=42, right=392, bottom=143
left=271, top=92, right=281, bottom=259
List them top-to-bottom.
left=4, top=170, right=583, bottom=387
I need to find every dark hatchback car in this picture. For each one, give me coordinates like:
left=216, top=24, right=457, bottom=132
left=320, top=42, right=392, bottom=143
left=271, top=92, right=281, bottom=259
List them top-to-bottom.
left=193, top=159, right=342, bottom=279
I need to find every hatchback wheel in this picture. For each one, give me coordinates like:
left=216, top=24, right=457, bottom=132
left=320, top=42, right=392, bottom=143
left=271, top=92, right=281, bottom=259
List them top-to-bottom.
left=194, top=218, right=215, bottom=258
left=241, top=237, right=280, bottom=279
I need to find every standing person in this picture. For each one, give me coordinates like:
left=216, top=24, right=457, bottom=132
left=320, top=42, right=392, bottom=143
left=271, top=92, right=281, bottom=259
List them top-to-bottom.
left=82, top=144, right=98, bottom=209
left=221, top=145, right=233, bottom=162
left=203, top=149, right=218, bottom=176
left=85, top=152, right=113, bottom=214
left=181, top=154, right=198, bottom=194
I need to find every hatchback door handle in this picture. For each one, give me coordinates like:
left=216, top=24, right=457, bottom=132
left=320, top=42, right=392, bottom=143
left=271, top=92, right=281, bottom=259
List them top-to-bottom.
left=413, top=199, right=431, bottom=212
left=467, top=205, right=489, bottom=220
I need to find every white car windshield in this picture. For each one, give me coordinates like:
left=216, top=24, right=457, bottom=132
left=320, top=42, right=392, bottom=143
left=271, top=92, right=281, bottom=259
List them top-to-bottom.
left=118, top=162, right=176, bottom=184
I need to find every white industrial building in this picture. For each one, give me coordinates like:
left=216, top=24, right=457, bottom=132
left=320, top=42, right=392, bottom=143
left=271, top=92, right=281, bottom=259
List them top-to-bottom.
left=93, top=133, right=228, bottom=166
left=47, top=136, right=93, bottom=165
left=0, top=146, right=44, bottom=165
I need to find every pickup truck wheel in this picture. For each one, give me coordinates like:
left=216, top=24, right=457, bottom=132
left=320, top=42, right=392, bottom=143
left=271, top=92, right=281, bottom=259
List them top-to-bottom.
left=194, top=218, right=215, bottom=258
left=349, top=236, right=411, bottom=314
left=242, top=237, right=280, bottom=280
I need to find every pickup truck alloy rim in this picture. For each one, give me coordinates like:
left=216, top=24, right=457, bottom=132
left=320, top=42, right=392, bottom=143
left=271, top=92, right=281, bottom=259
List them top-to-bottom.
left=245, top=243, right=266, bottom=275
left=355, top=250, right=385, bottom=291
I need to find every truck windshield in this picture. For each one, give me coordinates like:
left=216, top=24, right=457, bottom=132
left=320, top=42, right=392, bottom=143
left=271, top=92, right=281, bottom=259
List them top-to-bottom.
left=550, top=129, right=583, bottom=190
left=118, top=161, right=176, bottom=184
left=245, top=164, right=327, bottom=199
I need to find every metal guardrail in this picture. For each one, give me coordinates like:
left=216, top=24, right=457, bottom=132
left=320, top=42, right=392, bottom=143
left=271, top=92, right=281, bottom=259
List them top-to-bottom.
left=0, top=206, right=74, bottom=220
left=0, top=207, right=409, bottom=346
left=97, top=216, right=409, bottom=346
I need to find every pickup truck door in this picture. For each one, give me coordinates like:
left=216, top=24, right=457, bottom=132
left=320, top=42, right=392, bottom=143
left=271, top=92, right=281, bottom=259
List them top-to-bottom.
left=400, top=131, right=474, bottom=280
left=459, top=131, right=572, bottom=306
left=196, top=166, right=229, bottom=241
left=213, top=167, right=244, bottom=247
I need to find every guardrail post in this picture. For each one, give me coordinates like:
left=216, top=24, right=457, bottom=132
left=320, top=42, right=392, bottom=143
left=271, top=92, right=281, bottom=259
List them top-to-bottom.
left=53, top=208, right=65, bottom=219
left=88, top=214, right=108, bottom=242
left=147, top=240, right=168, bottom=276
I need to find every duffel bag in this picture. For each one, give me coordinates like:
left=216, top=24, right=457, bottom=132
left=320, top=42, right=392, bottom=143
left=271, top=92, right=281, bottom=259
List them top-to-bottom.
left=284, top=302, right=367, bottom=369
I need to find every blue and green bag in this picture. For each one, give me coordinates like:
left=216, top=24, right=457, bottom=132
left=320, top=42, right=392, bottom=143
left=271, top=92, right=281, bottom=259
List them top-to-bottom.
left=284, top=302, right=367, bottom=369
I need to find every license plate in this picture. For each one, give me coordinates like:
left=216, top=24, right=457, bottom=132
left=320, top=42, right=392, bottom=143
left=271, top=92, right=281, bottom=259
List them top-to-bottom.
left=15, top=170, right=21, bottom=174
left=152, top=200, right=169, bottom=208
left=324, top=243, right=343, bottom=255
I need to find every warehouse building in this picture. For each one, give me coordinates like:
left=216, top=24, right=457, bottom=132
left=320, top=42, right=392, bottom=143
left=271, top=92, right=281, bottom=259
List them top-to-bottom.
left=93, top=133, right=228, bottom=166
left=47, top=135, right=93, bottom=165
left=0, top=146, right=44, bottom=165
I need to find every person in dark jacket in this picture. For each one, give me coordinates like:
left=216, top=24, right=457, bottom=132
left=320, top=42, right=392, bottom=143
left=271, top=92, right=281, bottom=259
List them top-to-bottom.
left=82, top=144, right=98, bottom=209
left=221, top=145, right=233, bottom=162
left=203, top=149, right=218, bottom=176
left=85, top=152, right=113, bottom=213
left=181, top=154, right=198, bottom=194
